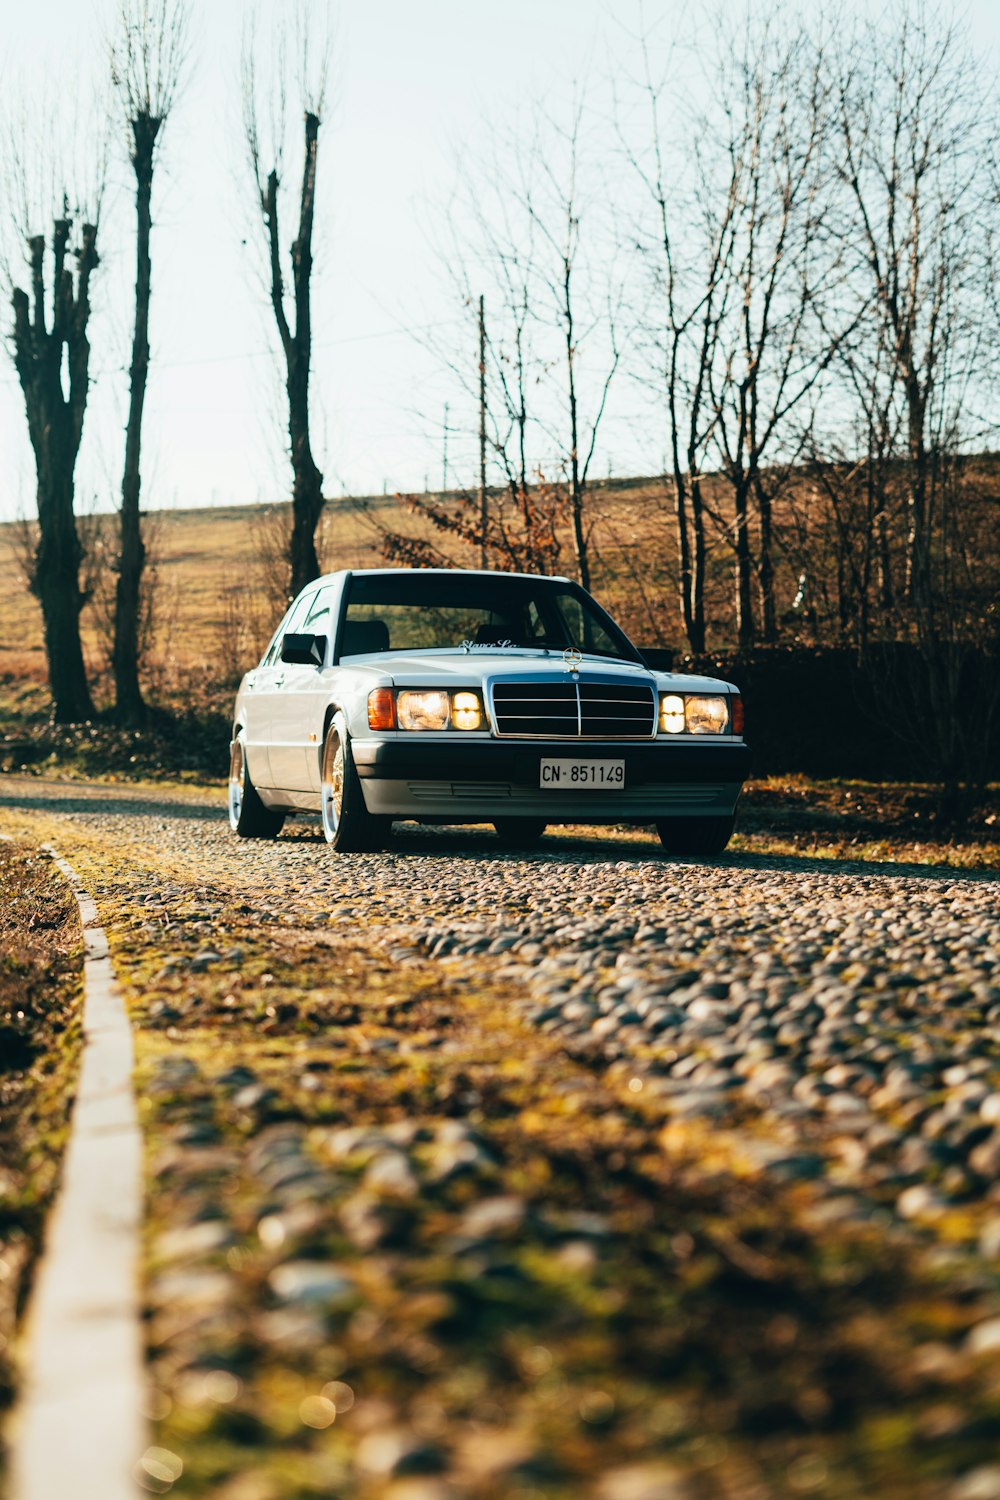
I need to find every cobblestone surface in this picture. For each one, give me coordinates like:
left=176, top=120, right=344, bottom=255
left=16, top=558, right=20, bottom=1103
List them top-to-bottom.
left=2, top=776, right=1000, bottom=1500
left=406, top=855, right=1000, bottom=1232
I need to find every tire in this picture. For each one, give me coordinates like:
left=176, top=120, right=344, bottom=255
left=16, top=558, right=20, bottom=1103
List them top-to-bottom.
left=320, top=720, right=388, bottom=852
left=229, top=736, right=285, bottom=839
left=656, top=814, right=735, bottom=857
left=493, top=818, right=548, bottom=848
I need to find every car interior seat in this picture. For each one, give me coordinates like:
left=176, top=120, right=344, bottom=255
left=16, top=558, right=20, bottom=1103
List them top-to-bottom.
left=340, top=619, right=390, bottom=656
left=474, top=622, right=516, bottom=645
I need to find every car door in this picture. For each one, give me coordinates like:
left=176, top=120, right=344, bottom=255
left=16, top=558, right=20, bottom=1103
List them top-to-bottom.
left=299, top=583, right=343, bottom=793
left=268, top=586, right=337, bottom=793
left=250, top=591, right=315, bottom=789
left=239, top=609, right=294, bottom=790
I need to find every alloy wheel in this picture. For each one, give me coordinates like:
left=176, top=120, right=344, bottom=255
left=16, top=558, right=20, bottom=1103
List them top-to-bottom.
left=321, top=731, right=345, bottom=841
left=228, top=741, right=245, bottom=830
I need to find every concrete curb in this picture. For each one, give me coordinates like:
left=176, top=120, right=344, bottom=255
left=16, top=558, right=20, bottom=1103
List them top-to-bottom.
left=10, top=845, right=146, bottom=1500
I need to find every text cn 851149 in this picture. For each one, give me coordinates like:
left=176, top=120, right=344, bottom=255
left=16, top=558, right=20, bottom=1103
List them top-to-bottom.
left=229, top=567, right=749, bottom=854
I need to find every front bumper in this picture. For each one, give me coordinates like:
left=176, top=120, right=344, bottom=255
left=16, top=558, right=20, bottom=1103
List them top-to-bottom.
left=352, top=737, right=749, bottom=822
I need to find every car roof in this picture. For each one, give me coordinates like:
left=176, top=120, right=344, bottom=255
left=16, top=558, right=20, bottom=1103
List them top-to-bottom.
left=310, top=567, right=573, bottom=587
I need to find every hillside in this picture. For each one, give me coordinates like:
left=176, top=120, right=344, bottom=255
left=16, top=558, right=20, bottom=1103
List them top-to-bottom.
left=1, top=454, right=997, bottom=723
left=0, top=478, right=696, bottom=709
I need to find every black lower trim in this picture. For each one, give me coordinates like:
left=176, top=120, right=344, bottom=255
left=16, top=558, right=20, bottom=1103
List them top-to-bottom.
left=353, top=738, right=750, bottom=784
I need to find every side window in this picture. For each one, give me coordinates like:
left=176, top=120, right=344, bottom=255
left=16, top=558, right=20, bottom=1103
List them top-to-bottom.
left=301, top=586, right=336, bottom=666
left=304, top=586, right=335, bottom=631
left=262, top=592, right=315, bottom=666
left=285, top=592, right=316, bottom=636
left=260, top=610, right=290, bottom=667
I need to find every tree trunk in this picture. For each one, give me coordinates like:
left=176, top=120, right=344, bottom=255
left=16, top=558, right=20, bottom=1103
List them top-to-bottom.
left=271, top=111, right=324, bottom=598
left=114, top=116, right=160, bottom=725
left=11, top=220, right=98, bottom=724
left=564, top=261, right=589, bottom=593
left=288, top=345, right=324, bottom=595
left=904, top=380, right=929, bottom=608
left=33, top=464, right=94, bottom=722
left=675, top=468, right=707, bottom=653
left=672, top=469, right=695, bottom=648
left=690, top=476, right=706, bottom=653
left=755, top=476, right=776, bottom=643
left=734, top=477, right=755, bottom=648
left=570, top=487, right=589, bottom=592
left=875, top=506, right=893, bottom=614
left=836, top=530, right=850, bottom=644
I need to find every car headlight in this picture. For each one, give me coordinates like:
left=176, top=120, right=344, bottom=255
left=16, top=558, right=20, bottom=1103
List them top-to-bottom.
left=389, top=690, right=486, bottom=731
left=397, top=690, right=451, bottom=731
left=658, top=692, right=730, bottom=734
left=659, top=694, right=685, bottom=733
left=685, top=695, right=729, bottom=734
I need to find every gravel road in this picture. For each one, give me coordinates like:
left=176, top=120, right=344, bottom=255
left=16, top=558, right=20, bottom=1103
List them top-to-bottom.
left=3, top=775, right=1000, bottom=1500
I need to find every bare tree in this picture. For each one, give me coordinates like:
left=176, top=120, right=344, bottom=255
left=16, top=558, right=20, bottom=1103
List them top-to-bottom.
left=110, top=0, right=190, bottom=725
left=242, top=3, right=332, bottom=598
left=809, top=7, right=1000, bottom=815
left=827, top=7, right=997, bottom=614
left=622, top=16, right=845, bottom=648
left=696, top=17, right=863, bottom=647
left=620, top=30, right=739, bottom=651
left=394, top=102, right=622, bottom=585
left=520, top=102, right=623, bottom=591
left=3, top=108, right=106, bottom=722
left=415, top=160, right=567, bottom=572
left=380, top=293, right=566, bottom=575
left=790, top=333, right=903, bottom=649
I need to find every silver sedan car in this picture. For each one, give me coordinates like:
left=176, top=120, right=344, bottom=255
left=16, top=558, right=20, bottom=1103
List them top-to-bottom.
left=229, top=567, right=749, bottom=854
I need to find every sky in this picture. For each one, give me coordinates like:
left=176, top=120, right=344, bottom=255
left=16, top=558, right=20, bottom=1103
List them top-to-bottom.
left=0, top=0, right=998, bottom=524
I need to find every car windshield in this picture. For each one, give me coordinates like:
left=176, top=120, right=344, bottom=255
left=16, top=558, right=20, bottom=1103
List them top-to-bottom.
left=340, top=573, right=641, bottom=662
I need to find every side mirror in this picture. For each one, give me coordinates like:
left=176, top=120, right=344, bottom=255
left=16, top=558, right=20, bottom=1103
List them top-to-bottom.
left=281, top=632, right=326, bottom=667
left=639, top=646, right=675, bottom=672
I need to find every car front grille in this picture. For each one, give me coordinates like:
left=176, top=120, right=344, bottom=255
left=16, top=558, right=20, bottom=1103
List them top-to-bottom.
left=490, top=679, right=657, bottom=739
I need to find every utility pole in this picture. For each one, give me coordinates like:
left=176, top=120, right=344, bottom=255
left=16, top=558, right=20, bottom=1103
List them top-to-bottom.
left=478, top=294, right=487, bottom=568
left=442, top=402, right=449, bottom=493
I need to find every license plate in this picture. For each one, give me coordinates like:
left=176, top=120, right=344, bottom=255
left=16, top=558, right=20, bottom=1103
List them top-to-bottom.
left=539, top=758, right=625, bottom=789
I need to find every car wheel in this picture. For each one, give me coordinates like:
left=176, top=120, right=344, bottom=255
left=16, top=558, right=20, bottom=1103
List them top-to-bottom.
left=320, top=721, right=388, bottom=852
left=229, top=736, right=285, bottom=839
left=656, top=814, right=735, bottom=857
left=493, top=818, right=548, bottom=848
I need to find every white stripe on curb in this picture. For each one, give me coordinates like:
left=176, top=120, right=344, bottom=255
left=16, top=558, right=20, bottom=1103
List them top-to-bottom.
left=10, top=845, right=146, bottom=1500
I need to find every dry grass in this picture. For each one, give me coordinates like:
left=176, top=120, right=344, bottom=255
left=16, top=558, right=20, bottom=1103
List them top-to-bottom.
left=0, top=479, right=736, bottom=708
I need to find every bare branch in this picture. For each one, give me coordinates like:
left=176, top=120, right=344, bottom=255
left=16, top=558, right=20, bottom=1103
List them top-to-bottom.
left=240, top=0, right=334, bottom=594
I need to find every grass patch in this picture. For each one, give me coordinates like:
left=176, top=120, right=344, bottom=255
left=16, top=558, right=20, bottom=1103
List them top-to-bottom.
left=0, top=692, right=229, bottom=783
left=735, top=776, right=1000, bottom=870
left=0, top=841, right=83, bottom=1461
left=88, top=881, right=1000, bottom=1499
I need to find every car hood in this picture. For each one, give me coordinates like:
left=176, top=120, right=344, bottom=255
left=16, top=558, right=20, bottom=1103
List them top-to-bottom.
left=339, top=650, right=735, bottom=695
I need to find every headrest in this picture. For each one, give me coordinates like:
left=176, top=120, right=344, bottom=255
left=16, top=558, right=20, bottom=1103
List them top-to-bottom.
left=340, top=619, right=390, bottom=656
left=474, top=623, right=512, bottom=645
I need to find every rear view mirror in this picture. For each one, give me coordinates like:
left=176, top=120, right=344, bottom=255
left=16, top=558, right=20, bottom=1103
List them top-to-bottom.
left=281, top=632, right=326, bottom=667
left=639, top=646, right=675, bottom=671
